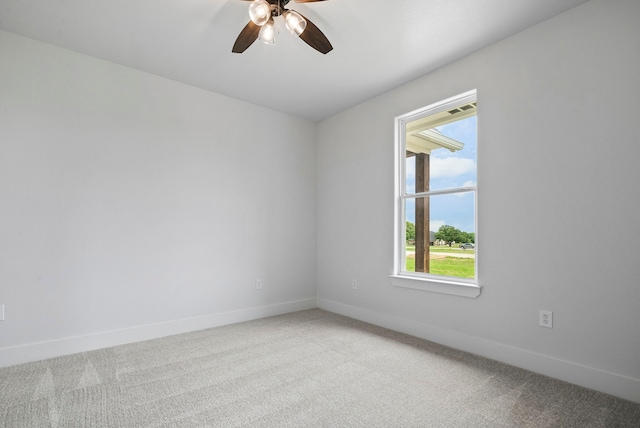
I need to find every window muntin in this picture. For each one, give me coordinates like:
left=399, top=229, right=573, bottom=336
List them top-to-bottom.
left=394, top=91, right=478, bottom=288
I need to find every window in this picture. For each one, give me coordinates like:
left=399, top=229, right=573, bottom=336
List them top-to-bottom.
left=391, top=90, right=480, bottom=298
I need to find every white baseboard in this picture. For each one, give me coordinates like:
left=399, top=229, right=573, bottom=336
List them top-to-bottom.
left=4, top=297, right=638, bottom=404
left=0, top=298, right=317, bottom=369
left=317, top=298, right=640, bottom=404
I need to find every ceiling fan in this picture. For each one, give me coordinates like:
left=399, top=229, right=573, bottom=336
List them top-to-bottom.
left=232, top=0, right=333, bottom=54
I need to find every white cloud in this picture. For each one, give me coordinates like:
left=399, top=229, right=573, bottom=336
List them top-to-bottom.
left=430, top=156, right=476, bottom=179
left=405, top=159, right=415, bottom=181
left=429, top=219, right=445, bottom=232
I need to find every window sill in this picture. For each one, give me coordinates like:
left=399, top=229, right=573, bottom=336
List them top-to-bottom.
left=389, top=275, right=481, bottom=298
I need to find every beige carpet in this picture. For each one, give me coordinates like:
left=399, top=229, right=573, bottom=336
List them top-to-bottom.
left=1, top=309, right=639, bottom=427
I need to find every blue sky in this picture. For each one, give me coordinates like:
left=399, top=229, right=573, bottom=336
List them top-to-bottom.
left=405, top=116, right=477, bottom=233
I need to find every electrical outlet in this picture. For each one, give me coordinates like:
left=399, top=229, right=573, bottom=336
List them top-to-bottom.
left=256, top=279, right=262, bottom=290
left=352, top=279, right=358, bottom=290
left=0, top=304, right=4, bottom=321
left=539, top=310, right=553, bottom=328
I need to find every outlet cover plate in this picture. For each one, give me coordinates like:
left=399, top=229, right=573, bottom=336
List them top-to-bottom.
left=539, top=310, right=553, bottom=328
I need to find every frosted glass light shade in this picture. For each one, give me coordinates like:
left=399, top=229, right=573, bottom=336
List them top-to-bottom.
left=249, top=0, right=271, bottom=26
left=283, top=10, right=306, bottom=36
left=258, top=19, right=276, bottom=45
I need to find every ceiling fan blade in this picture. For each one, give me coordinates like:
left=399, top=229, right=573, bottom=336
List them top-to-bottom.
left=297, top=13, right=333, bottom=54
left=232, top=21, right=261, bottom=53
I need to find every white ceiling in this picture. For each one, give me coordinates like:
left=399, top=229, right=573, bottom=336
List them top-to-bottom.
left=0, top=0, right=589, bottom=121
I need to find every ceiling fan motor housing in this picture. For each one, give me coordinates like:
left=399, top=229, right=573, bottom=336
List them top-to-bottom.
left=269, top=0, right=290, bottom=17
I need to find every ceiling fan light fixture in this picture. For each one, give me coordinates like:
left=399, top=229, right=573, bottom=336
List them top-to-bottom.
left=232, top=0, right=333, bottom=55
left=249, top=0, right=271, bottom=26
left=283, top=10, right=307, bottom=36
left=258, top=18, right=276, bottom=45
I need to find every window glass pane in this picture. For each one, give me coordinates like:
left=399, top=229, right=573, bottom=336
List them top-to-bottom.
left=405, top=108, right=477, bottom=194
left=405, top=156, right=416, bottom=194
left=404, top=193, right=475, bottom=279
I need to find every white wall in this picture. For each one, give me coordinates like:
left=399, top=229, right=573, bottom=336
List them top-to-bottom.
left=317, top=0, right=640, bottom=402
left=0, top=30, right=317, bottom=364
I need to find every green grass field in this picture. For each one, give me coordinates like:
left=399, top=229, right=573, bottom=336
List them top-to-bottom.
left=405, top=248, right=475, bottom=278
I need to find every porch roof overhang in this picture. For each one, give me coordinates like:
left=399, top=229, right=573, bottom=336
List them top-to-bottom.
left=405, top=101, right=476, bottom=156
left=407, top=129, right=464, bottom=155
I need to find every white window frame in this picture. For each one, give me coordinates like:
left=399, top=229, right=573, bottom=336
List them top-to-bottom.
left=390, top=90, right=481, bottom=298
